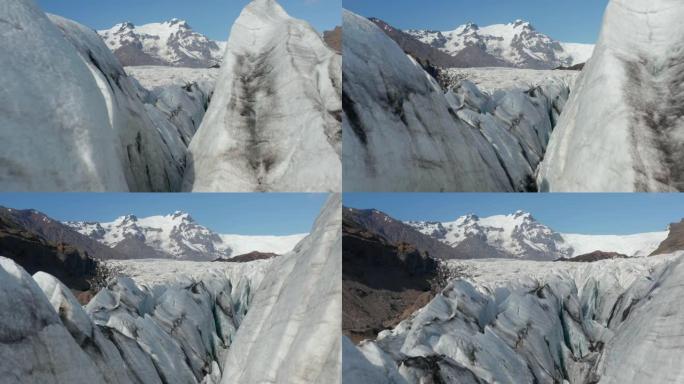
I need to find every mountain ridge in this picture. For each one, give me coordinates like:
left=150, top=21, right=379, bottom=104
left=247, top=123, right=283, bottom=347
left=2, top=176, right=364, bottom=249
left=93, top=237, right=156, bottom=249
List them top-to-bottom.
left=98, top=18, right=226, bottom=68
left=405, top=19, right=594, bottom=69
left=66, top=210, right=307, bottom=261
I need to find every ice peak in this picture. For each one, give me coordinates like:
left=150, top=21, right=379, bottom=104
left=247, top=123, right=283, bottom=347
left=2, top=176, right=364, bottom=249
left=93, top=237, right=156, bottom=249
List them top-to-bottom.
left=164, top=18, right=190, bottom=29
left=512, top=19, right=533, bottom=29
left=114, top=21, right=135, bottom=31
left=512, top=210, right=534, bottom=220
left=170, top=211, right=193, bottom=221
left=114, top=214, right=138, bottom=224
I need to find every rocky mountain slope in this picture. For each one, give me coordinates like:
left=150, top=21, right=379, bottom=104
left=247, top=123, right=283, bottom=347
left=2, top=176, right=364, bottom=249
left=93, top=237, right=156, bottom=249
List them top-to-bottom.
left=183, top=0, right=342, bottom=192
left=537, top=0, right=684, bottom=192
left=343, top=10, right=571, bottom=192
left=369, top=18, right=509, bottom=69
left=98, top=19, right=226, bottom=68
left=406, top=19, right=594, bottom=69
left=323, top=26, right=342, bottom=53
left=0, top=207, right=127, bottom=260
left=344, top=207, right=462, bottom=260
left=0, top=211, right=97, bottom=292
left=66, top=211, right=306, bottom=261
left=343, top=211, right=441, bottom=343
left=650, top=219, right=684, bottom=256
left=344, top=252, right=684, bottom=383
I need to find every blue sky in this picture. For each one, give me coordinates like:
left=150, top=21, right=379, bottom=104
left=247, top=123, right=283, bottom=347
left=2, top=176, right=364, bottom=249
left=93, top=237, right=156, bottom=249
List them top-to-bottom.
left=36, top=0, right=341, bottom=40
left=343, top=0, right=608, bottom=44
left=0, top=193, right=328, bottom=235
left=344, top=194, right=684, bottom=235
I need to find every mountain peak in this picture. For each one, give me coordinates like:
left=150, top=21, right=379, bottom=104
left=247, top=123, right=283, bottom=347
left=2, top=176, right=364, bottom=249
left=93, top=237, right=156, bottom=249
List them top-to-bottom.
left=166, top=18, right=189, bottom=28
left=512, top=19, right=533, bottom=29
left=115, top=21, right=135, bottom=31
left=512, top=210, right=533, bottom=220
left=170, top=211, right=194, bottom=221
left=114, top=214, right=138, bottom=224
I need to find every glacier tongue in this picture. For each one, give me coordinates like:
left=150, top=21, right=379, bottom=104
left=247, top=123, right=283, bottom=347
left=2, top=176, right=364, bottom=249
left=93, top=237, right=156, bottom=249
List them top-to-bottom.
left=183, top=0, right=342, bottom=192
left=538, top=0, right=684, bottom=192
left=342, top=10, right=571, bottom=192
left=221, top=194, right=342, bottom=383
left=344, top=254, right=684, bottom=384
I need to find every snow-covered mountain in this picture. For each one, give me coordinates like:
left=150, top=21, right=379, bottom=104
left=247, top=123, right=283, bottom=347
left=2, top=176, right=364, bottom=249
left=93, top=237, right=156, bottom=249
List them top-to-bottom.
left=183, top=0, right=342, bottom=192
left=537, top=0, right=684, bottom=192
left=343, top=10, right=571, bottom=192
left=98, top=19, right=226, bottom=68
left=406, top=19, right=594, bottom=69
left=407, top=211, right=667, bottom=260
left=408, top=211, right=571, bottom=260
left=66, top=212, right=306, bottom=261
left=344, top=252, right=684, bottom=383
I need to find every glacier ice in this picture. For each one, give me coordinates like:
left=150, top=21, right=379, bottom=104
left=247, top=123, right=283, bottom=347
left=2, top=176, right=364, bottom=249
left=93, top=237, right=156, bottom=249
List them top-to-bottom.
left=0, top=0, right=129, bottom=191
left=183, top=0, right=342, bottom=192
left=538, top=0, right=684, bottom=192
left=342, top=10, right=571, bottom=192
left=0, top=194, right=341, bottom=383
left=221, top=194, right=341, bottom=383
left=343, top=253, right=684, bottom=383
left=0, top=256, right=264, bottom=383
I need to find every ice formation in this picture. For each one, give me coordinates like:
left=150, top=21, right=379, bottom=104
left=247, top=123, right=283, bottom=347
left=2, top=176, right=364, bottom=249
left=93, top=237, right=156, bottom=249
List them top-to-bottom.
left=183, top=0, right=342, bottom=192
left=538, top=0, right=684, bottom=192
left=343, top=10, right=571, bottom=192
left=344, top=253, right=684, bottom=383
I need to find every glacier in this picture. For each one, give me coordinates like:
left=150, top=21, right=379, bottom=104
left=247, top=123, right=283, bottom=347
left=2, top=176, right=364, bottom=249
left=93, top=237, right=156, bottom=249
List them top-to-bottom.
left=0, top=0, right=208, bottom=192
left=1, top=0, right=339, bottom=192
left=183, top=0, right=342, bottom=192
left=538, top=0, right=684, bottom=192
left=343, top=10, right=572, bottom=192
left=0, top=194, right=341, bottom=383
left=221, top=194, right=342, bottom=383
left=344, top=252, right=684, bottom=383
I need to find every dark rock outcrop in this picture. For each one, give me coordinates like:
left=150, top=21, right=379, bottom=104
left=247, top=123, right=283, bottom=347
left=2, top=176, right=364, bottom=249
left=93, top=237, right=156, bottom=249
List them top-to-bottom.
left=323, top=26, right=342, bottom=53
left=0, top=207, right=127, bottom=260
left=343, top=207, right=464, bottom=260
left=0, top=210, right=97, bottom=291
left=343, top=212, right=441, bottom=343
left=651, top=219, right=684, bottom=256
left=214, top=251, right=279, bottom=263
left=564, top=251, right=629, bottom=262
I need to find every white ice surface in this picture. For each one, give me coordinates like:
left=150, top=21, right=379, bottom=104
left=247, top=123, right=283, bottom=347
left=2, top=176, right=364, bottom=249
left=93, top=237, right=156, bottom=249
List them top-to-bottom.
left=0, top=0, right=129, bottom=191
left=184, top=0, right=342, bottom=192
left=538, top=0, right=684, bottom=192
left=343, top=10, right=571, bottom=192
left=221, top=194, right=341, bottom=384
left=344, top=252, right=684, bottom=383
